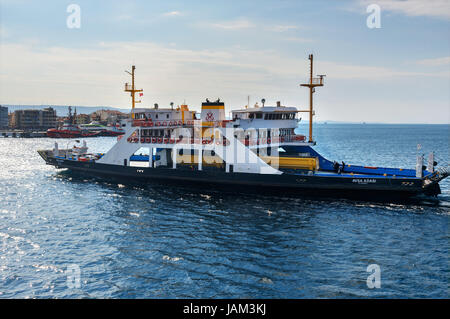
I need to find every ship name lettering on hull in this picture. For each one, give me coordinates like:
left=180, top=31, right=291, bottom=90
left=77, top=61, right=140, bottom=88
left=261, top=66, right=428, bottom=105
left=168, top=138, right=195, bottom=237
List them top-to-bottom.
left=352, top=178, right=376, bottom=184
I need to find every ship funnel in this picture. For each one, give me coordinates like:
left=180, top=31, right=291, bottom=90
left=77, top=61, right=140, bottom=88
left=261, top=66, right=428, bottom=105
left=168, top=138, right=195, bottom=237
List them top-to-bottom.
left=201, top=99, right=225, bottom=124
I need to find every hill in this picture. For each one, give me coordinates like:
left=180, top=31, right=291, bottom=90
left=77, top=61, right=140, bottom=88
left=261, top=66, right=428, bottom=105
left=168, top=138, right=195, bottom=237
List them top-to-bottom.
left=2, top=105, right=129, bottom=116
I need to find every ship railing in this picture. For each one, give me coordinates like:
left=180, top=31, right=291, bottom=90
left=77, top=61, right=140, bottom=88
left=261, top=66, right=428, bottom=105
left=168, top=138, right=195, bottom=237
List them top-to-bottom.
left=132, top=119, right=232, bottom=128
left=132, top=119, right=185, bottom=127
left=125, top=134, right=307, bottom=145
left=283, top=134, right=307, bottom=142
left=239, top=135, right=306, bottom=145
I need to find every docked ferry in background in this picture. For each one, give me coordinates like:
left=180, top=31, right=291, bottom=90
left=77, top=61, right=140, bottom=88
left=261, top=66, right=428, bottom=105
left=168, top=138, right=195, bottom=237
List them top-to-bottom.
left=38, top=56, right=449, bottom=200
left=47, top=107, right=124, bottom=138
left=47, top=123, right=103, bottom=138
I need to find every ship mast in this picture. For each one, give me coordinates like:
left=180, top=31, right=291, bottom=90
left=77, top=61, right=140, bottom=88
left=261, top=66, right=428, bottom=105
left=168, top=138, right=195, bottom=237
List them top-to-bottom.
left=300, top=54, right=325, bottom=143
left=124, top=65, right=143, bottom=112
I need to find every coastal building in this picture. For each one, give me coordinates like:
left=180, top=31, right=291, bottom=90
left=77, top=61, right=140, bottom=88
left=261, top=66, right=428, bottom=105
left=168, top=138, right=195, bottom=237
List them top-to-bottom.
left=0, top=105, right=8, bottom=128
left=9, top=107, right=57, bottom=130
left=91, top=109, right=129, bottom=124
left=75, top=113, right=90, bottom=124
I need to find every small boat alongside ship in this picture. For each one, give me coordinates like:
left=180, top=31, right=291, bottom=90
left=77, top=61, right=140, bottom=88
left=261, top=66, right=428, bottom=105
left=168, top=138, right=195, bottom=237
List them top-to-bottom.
left=38, top=56, right=449, bottom=200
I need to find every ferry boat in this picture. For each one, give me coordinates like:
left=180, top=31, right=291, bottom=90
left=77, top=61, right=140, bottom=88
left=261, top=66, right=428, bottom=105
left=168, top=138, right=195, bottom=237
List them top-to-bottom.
left=38, top=56, right=449, bottom=200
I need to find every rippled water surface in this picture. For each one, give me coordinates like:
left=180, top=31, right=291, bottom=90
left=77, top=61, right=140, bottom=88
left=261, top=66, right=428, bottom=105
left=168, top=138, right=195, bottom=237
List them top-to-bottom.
left=0, top=124, right=448, bottom=298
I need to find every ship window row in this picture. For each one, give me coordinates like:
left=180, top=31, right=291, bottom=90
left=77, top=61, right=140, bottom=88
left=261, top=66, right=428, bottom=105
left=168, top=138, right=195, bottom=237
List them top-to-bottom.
left=135, top=113, right=172, bottom=120
left=245, top=113, right=296, bottom=120
left=264, top=113, right=295, bottom=120
left=139, top=128, right=294, bottom=138
left=140, top=128, right=173, bottom=137
left=234, top=128, right=295, bottom=139
left=258, top=128, right=294, bottom=138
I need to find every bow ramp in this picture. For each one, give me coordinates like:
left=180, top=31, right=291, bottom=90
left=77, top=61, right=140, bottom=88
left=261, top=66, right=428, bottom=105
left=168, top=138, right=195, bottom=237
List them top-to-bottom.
left=426, top=165, right=450, bottom=184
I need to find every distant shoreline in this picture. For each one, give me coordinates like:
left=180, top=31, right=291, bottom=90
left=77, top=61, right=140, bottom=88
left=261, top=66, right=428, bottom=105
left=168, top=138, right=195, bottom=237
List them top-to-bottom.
left=2, top=104, right=449, bottom=125
left=2, top=104, right=129, bottom=117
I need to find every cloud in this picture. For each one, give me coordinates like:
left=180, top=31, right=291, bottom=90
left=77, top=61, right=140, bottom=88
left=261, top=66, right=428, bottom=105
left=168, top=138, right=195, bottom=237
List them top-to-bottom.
left=358, top=0, right=450, bottom=19
left=162, top=11, right=183, bottom=17
left=116, top=14, right=132, bottom=21
left=209, top=18, right=254, bottom=30
left=206, top=20, right=303, bottom=33
left=266, top=25, right=300, bottom=32
left=283, top=37, right=313, bottom=43
left=0, top=41, right=448, bottom=109
left=415, top=56, right=450, bottom=66
left=318, top=61, right=444, bottom=79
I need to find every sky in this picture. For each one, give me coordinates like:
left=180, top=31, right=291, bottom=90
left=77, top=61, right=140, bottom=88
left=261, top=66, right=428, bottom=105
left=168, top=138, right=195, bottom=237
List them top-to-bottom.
left=0, top=0, right=449, bottom=123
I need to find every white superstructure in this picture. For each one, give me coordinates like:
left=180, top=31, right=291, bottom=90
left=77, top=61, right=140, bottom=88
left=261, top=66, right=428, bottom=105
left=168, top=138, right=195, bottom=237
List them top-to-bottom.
left=97, top=99, right=311, bottom=174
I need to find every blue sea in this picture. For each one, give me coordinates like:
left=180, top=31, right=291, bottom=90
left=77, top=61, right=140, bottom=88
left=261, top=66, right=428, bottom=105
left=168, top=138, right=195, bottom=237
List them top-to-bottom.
left=0, top=124, right=448, bottom=298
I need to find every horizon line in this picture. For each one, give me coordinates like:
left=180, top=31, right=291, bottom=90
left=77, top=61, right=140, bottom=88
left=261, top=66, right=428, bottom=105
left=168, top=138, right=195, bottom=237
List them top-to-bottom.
left=2, top=104, right=449, bottom=125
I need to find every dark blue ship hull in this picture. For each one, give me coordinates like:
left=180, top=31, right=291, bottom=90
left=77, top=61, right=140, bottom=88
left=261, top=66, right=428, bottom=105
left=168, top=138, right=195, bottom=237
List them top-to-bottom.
left=38, top=151, right=440, bottom=201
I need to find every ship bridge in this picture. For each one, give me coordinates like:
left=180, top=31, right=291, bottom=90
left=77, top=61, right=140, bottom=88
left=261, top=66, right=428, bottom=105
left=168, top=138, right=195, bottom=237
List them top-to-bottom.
left=230, top=101, right=302, bottom=143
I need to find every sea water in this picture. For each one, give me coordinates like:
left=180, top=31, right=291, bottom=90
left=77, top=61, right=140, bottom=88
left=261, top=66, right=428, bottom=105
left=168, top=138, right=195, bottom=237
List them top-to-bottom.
left=0, top=124, right=448, bottom=298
